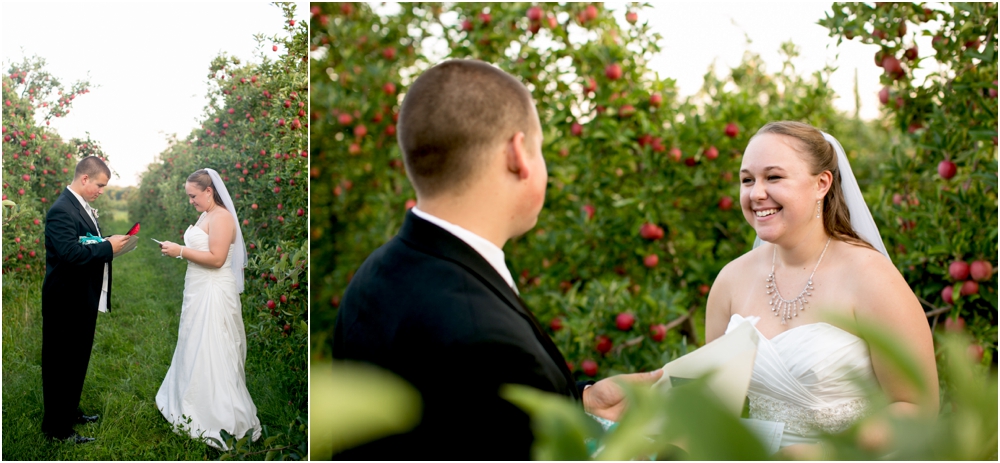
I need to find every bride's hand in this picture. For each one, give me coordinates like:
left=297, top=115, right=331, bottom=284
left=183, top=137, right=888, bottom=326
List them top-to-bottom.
left=160, top=241, right=182, bottom=258
left=583, top=369, right=663, bottom=422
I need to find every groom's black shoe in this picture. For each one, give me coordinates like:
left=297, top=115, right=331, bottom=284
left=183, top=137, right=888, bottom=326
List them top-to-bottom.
left=76, top=413, right=100, bottom=424
left=64, top=433, right=96, bottom=444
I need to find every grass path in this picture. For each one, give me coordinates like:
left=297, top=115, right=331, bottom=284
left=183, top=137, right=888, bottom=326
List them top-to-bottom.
left=2, top=218, right=303, bottom=460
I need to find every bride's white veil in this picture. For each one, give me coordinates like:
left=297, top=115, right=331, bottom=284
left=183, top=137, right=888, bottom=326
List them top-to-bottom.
left=752, top=132, right=891, bottom=261
left=205, top=168, right=248, bottom=293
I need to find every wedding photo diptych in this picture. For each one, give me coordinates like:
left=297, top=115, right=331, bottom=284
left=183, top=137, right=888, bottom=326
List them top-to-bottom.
left=2, top=2, right=998, bottom=462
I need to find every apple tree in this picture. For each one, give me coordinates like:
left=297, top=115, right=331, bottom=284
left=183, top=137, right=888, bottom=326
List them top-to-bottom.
left=821, top=1, right=998, bottom=365
left=2, top=56, right=98, bottom=276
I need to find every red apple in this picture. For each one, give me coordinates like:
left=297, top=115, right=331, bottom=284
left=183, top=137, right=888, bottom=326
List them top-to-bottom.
left=527, top=6, right=542, bottom=21
left=626, top=11, right=638, bottom=24
left=479, top=12, right=491, bottom=24
left=461, top=19, right=473, bottom=31
left=272, top=45, right=278, bottom=52
left=904, top=46, right=918, bottom=60
left=382, top=47, right=396, bottom=60
left=882, top=55, right=903, bottom=79
left=605, top=63, right=622, bottom=80
left=583, top=77, right=597, bottom=93
left=989, top=80, right=998, bottom=99
left=383, top=82, right=396, bottom=95
left=879, top=86, right=890, bottom=105
left=649, top=93, right=662, bottom=107
left=619, top=104, right=635, bottom=117
left=338, top=113, right=353, bottom=125
left=571, top=122, right=583, bottom=137
left=724, top=123, right=738, bottom=138
left=354, top=124, right=367, bottom=137
left=705, top=146, right=719, bottom=160
left=669, top=147, right=682, bottom=162
left=937, top=160, right=956, bottom=179
left=718, top=196, right=733, bottom=211
left=582, top=204, right=595, bottom=220
left=297, top=208, right=305, bottom=217
left=640, top=222, right=663, bottom=240
left=644, top=254, right=659, bottom=268
left=949, top=260, right=970, bottom=280
left=970, top=261, right=992, bottom=281
left=960, top=280, right=979, bottom=296
left=699, top=284, right=710, bottom=296
left=280, top=294, right=288, bottom=303
left=266, top=300, right=276, bottom=309
left=616, top=312, right=635, bottom=331
left=943, top=316, right=965, bottom=333
left=549, top=317, right=563, bottom=331
left=650, top=324, right=667, bottom=342
left=596, top=335, right=613, bottom=354
left=968, top=344, right=984, bottom=363
left=582, top=359, right=598, bottom=376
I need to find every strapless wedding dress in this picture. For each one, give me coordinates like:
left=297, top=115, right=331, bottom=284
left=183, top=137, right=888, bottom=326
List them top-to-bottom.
left=156, top=224, right=261, bottom=449
left=726, top=313, right=877, bottom=448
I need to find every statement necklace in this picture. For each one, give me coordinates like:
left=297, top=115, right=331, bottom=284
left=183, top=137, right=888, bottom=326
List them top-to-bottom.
left=766, top=237, right=832, bottom=325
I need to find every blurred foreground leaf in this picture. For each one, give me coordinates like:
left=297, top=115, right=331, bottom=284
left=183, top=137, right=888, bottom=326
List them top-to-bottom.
left=309, top=361, right=422, bottom=459
left=501, top=384, right=603, bottom=460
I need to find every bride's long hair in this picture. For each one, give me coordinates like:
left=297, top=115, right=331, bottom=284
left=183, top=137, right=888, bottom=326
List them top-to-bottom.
left=752, top=121, right=876, bottom=252
left=187, top=170, right=225, bottom=208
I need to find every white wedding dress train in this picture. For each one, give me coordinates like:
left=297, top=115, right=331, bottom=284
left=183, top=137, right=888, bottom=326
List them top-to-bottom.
left=156, top=224, right=261, bottom=449
left=726, top=313, right=878, bottom=448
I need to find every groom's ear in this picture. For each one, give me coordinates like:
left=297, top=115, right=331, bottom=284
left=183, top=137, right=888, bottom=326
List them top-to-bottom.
left=505, top=131, right=531, bottom=180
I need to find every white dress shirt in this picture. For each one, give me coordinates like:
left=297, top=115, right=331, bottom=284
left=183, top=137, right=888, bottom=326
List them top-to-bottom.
left=67, top=187, right=109, bottom=313
left=411, top=206, right=518, bottom=294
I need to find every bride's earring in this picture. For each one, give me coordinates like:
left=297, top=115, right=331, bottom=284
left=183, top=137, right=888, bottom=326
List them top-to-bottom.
left=816, top=200, right=822, bottom=218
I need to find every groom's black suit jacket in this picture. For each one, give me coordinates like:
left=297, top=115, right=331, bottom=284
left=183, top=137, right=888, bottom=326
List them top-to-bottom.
left=40, top=189, right=115, bottom=438
left=332, top=211, right=580, bottom=460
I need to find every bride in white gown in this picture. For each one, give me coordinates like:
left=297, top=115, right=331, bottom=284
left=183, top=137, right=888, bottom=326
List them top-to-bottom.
left=706, top=122, right=939, bottom=454
left=156, top=168, right=261, bottom=449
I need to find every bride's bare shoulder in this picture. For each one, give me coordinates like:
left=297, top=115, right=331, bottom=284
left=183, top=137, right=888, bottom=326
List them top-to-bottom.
left=839, top=241, right=897, bottom=273
left=719, top=244, right=770, bottom=280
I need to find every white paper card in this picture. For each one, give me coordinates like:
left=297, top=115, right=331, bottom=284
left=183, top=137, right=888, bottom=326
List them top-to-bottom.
left=654, top=319, right=760, bottom=416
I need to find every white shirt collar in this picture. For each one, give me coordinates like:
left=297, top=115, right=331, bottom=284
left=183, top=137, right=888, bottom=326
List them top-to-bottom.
left=67, top=186, right=91, bottom=211
left=411, top=206, right=518, bottom=293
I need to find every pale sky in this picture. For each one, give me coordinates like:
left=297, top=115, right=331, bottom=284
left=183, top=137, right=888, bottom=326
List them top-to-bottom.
left=2, top=1, right=309, bottom=187
left=629, top=1, right=940, bottom=121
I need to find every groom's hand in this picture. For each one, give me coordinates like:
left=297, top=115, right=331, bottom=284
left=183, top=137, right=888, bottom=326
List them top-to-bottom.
left=108, top=235, right=129, bottom=253
left=583, top=369, right=663, bottom=422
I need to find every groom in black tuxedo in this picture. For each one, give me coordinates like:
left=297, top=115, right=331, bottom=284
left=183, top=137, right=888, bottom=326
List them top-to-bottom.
left=332, top=59, right=661, bottom=459
left=41, top=156, right=129, bottom=443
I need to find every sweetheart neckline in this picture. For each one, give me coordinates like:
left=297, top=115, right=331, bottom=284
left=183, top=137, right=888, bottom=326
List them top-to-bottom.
left=730, top=313, right=862, bottom=343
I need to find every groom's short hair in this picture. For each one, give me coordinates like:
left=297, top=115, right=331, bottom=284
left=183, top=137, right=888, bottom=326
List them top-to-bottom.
left=397, top=59, right=536, bottom=198
left=73, top=156, right=111, bottom=180
left=74, top=156, right=111, bottom=180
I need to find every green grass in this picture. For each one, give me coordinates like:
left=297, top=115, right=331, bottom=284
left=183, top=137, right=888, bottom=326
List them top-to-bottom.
left=2, top=217, right=305, bottom=460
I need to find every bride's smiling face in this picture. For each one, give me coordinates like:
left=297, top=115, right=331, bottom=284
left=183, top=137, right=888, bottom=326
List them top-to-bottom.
left=739, top=133, right=825, bottom=244
left=185, top=182, right=215, bottom=213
